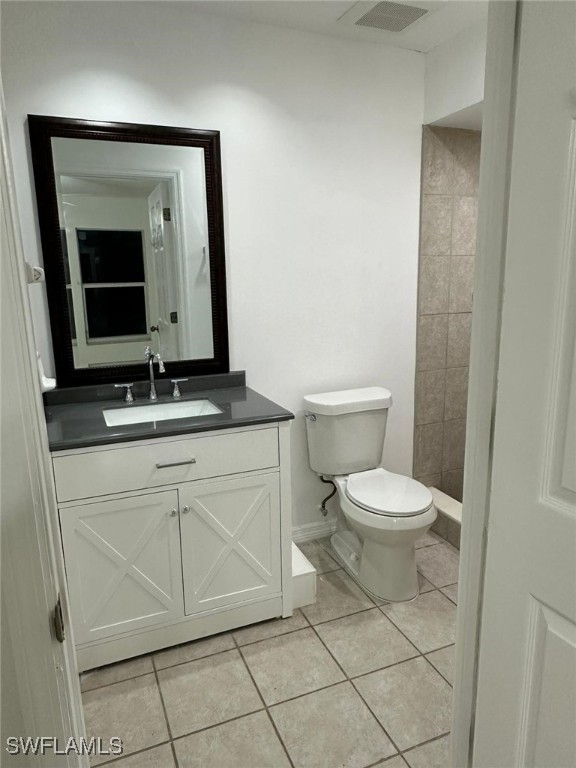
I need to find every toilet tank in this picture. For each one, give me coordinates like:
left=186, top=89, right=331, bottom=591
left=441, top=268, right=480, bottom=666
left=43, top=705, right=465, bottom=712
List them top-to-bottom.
left=303, top=387, right=393, bottom=476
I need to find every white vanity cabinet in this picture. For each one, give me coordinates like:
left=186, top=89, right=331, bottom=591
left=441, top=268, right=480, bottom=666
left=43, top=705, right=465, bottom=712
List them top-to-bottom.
left=52, top=422, right=292, bottom=671
left=179, top=473, right=281, bottom=615
left=60, top=490, right=184, bottom=644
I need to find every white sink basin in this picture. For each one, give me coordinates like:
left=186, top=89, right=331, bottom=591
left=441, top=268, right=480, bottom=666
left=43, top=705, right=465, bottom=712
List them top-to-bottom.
left=104, top=399, right=222, bottom=427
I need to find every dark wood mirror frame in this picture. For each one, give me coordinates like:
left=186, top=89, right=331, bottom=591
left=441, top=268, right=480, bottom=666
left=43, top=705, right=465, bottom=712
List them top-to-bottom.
left=28, top=114, right=229, bottom=388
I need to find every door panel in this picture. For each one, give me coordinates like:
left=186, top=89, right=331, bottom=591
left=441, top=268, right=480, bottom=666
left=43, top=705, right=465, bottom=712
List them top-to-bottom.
left=473, top=3, right=576, bottom=765
left=147, top=182, right=180, bottom=361
left=180, top=474, right=281, bottom=615
left=60, top=490, right=184, bottom=644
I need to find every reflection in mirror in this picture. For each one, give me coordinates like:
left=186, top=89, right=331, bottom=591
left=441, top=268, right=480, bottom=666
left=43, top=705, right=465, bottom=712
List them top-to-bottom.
left=52, top=138, right=214, bottom=369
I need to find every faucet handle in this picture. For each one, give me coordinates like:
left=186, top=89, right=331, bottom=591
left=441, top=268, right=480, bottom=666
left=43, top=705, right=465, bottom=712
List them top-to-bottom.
left=157, top=354, right=166, bottom=374
left=170, top=378, right=188, bottom=398
left=114, top=383, right=135, bottom=403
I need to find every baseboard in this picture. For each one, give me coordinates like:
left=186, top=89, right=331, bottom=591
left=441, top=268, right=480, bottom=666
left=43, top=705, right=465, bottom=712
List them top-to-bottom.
left=292, top=517, right=337, bottom=544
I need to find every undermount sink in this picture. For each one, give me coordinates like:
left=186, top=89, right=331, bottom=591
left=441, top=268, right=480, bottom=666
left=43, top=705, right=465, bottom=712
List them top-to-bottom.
left=103, top=399, right=223, bottom=427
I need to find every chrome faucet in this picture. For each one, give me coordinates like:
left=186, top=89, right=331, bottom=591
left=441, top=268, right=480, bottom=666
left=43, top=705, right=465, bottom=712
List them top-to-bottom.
left=144, top=346, right=165, bottom=400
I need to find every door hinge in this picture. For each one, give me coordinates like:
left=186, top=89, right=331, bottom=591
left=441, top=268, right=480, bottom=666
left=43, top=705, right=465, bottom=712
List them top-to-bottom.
left=163, top=207, right=171, bottom=222
left=52, top=594, right=65, bottom=643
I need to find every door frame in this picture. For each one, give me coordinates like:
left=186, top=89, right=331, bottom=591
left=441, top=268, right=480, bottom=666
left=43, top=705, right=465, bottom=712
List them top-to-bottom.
left=451, top=2, right=519, bottom=766
left=1, top=88, right=87, bottom=764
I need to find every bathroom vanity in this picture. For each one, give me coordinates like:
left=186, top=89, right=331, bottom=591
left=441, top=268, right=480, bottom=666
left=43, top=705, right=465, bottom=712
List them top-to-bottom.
left=27, top=114, right=304, bottom=672
left=45, top=376, right=294, bottom=672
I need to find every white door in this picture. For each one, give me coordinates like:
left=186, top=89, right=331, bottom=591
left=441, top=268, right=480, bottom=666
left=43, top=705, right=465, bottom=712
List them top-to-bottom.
left=472, top=3, right=576, bottom=765
left=1, top=96, right=85, bottom=764
left=148, top=182, right=180, bottom=361
left=180, top=474, right=281, bottom=615
left=60, top=491, right=184, bottom=644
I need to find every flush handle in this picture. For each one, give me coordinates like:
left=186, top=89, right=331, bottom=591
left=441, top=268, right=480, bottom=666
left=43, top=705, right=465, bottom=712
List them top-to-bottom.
left=155, top=458, right=197, bottom=469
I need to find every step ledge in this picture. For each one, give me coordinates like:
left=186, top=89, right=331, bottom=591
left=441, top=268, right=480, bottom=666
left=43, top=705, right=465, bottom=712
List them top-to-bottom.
left=429, top=486, right=462, bottom=525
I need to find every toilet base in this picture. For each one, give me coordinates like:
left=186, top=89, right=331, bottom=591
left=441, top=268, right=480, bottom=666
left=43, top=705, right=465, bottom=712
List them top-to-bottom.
left=329, top=531, right=419, bottom=603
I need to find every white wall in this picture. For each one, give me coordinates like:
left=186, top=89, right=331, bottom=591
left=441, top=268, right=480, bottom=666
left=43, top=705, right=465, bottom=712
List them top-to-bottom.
left=2, top=2, right=425, bottom=530
left=424, top=19, right=487, bottom=126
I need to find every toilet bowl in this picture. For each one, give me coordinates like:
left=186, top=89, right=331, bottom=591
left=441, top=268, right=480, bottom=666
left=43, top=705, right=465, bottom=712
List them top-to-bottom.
left=303, top=386, right=437, bottom=603
left=331, top=469, right=436, bottom=602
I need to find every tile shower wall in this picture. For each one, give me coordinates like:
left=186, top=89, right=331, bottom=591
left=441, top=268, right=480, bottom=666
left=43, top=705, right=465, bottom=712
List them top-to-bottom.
left=413, top=126, right=481, bottom=503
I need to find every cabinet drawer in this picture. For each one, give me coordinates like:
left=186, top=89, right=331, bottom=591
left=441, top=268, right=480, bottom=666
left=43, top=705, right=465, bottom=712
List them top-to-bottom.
left=53, top=427, right=279, bottom=502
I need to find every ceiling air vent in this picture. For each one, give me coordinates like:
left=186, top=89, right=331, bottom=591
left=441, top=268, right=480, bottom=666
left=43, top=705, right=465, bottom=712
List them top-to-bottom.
left=354, top=1, right=429, bottom=32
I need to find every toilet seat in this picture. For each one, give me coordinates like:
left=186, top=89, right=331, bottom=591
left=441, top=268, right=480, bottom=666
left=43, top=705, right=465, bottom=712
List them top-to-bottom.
left=345, top=468, right=432, bottom=517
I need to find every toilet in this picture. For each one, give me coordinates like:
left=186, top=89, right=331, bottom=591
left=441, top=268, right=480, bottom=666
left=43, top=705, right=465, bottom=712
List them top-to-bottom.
left=303, top=387, right=437, bottom=602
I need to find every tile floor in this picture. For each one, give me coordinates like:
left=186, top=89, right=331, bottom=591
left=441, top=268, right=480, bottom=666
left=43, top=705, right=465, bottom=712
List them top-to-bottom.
left=81, top=534, right=459, bottom=768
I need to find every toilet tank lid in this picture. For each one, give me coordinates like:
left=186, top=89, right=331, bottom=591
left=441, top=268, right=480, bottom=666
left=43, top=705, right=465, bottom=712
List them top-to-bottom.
left=303, top=387, right=392, bottom=416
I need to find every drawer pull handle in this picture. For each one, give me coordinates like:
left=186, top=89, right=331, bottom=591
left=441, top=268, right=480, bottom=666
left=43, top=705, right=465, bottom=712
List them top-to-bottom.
left=155, top=458, right=197, bottom=469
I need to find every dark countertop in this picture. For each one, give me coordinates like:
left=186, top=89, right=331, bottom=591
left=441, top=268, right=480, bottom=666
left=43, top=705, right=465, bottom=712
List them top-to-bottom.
left=45, top=385, right=294, bottom=452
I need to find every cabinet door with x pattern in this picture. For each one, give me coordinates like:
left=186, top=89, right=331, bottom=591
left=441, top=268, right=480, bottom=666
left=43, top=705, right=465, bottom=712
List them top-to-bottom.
left=179, top=473, right=281, bottom=615
left=60, top=489, right=184, bottom=644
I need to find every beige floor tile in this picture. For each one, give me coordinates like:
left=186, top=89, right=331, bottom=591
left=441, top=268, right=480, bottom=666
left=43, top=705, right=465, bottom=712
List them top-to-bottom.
left=415, top=531, right=443, bottom=549
left=298, top=539, right=340, bottom=574
left=416, top=544, right=460, bottom=587
left=301, top=570, right=374, bottom=625
left=418, top=574, right=436, bottom=594
left=441, top=583, right=458, bottom=604
left=381, top=591, right=457, bottom=654
left=233, top=609, right=308, bottom=646
left=315, top=609, right=418, bottom=678
left=241, top=628, right=344, bottom=705
left=153, top=632, right=235, bottom=670
left=426, top=646, right=454, bottom=685
left=157, top=649, right=262, bottom=737
left=80, top=655, right=154, bottom=692
left=354, top=657, right=452, bottom=751
left=82, top=674, right=168, bottom=765
left=270, top=681, right=396, bottom=767
left=174, top=711, right=290, bottom=768
left=404, top=735, right=451, bottom=768
left=109, top=743, right=175, bottom=768
left=377, top=758, right=409, bottom=767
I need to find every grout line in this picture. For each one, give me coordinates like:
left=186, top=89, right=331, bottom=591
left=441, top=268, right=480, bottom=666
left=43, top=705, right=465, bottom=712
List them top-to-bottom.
left=303, top=596, right=404, bottom=759
left=305, top=604, right=378, bottom=628
left=233, top=621, right=310, bottom=649
left=232, top=634, right=296, bottom=768
left=348, top=652, right=422, bottom=684
left=422, top=652, right=454, bottom=689
left=153, top=665, right=174, bottom=742
left=80, top=668, right=157, bottom=693
left=350, top=676, right=403, bottom=757
left=169, top=706, right=267, bottom=745
left=400, top=729, right=452, bottom=757
left=94, top=740, right=172, bottom=767
left=170, top=740, right=179, bottom=768
left=364, top=756, right=408, bottom=768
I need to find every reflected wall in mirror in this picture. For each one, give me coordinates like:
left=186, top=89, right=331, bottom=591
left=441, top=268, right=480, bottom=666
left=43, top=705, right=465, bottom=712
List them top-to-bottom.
left=29, top=116, right=229, bottom=387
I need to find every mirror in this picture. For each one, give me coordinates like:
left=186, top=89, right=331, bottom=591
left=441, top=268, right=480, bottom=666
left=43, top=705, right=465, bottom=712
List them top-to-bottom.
left=28, top=116, right=229, bottom=387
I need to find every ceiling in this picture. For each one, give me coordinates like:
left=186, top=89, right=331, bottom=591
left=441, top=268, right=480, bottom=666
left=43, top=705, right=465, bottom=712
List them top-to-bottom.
left=189, top=0, right=488, bottom=53
left=58, top=176, right=158, bottom=198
